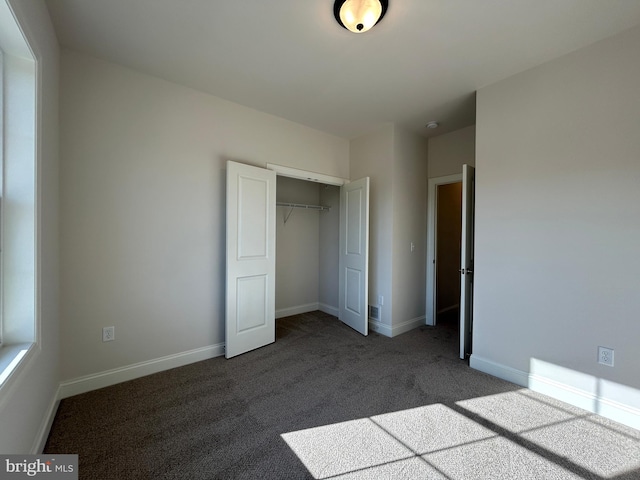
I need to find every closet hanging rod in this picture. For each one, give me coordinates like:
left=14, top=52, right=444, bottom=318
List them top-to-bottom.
left=276, top=202, right=330, bottom=212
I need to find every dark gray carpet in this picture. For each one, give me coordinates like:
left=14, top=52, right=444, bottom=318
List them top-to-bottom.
left=44, top=311, right=640, bottom=479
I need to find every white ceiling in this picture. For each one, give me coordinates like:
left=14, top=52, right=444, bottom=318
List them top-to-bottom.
left=45, top=0, right=640, bottom=139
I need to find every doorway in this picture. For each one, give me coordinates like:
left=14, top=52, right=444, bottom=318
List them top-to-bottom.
left=225, top=161, right=370, bottom=358
left=425, top=167, right=475, bottom=360
left=426, top=173, right=462, bottom=326
left=274, top=174, right=371, bottom=336
left=275, top=176, right=340, bottom=319
left=435, top=182, right=462, bottom=328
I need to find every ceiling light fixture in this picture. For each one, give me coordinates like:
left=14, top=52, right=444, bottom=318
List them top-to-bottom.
left=334, top=0, right=388, bottom=33
left=426, top=121, right=439, bottom=129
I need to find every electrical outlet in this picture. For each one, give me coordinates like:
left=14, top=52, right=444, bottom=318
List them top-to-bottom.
left=377, top=295, right=384, bottom=306
left=103, top=326, right=115, bottom=342
left=598, top=346, right=614, bottom=367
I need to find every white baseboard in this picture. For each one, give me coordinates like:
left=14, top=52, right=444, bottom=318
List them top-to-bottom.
left=276, top=303, right=319, bottom=319
left=318, top=303, right=339, bottom=317
left=369, top=316, right=425, bottom=338
left=391, top=316, right=425, bottom=337
left=368, top=319, right=392, bottom=337
left=59, top=343, right=225, bottom=399
left=470, top=354, right=640, bottom=431
left=470, top=355, right=530, bottom=387
left=528, top=373, right=640, bottom=430
left=31, top=385, right=61, bottom=454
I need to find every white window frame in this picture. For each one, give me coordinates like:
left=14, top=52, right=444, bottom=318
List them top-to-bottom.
left=0, top=0, right=38, bottom=391
left=0, top=48, right=4, bottom=345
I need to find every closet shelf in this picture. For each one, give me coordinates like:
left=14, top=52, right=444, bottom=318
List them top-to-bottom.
left=276, top=202, right=330, bottom=211
left=277, top=202, right=330, bottom=224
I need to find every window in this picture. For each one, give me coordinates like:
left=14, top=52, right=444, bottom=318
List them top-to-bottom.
left=0, top=0, right=38, bottom=388
left=0, top=48, right=4, bottom=345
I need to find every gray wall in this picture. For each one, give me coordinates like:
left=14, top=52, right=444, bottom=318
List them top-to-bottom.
left=473, top=25, right=640, bottom=424
left=59, top=50, right=349, bottom=383
left=350, top=125, right=428, bottom=335
left=350, top=126, right=395, bottom=329
left=428, top=126, right=475, bottom=178
left=391, top=128, right=429, bottom=329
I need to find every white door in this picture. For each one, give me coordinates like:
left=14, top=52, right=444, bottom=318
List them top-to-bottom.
left=226, top=161, right=276, bottom=358
left=459, top=164, right=475, bottom=359
left=339, top=177, right=370, bottom=335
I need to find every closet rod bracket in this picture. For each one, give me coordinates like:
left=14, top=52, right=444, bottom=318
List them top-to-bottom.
left=277, top=202, right=331, bottom=224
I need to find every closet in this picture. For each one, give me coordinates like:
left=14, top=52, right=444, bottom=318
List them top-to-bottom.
left=225, top=160, right=369, bottom=358
left=275, top=176, right=341, bottom=319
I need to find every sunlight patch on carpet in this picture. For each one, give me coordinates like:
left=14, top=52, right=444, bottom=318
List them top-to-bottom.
left=282, top=392, right=640, bottom=479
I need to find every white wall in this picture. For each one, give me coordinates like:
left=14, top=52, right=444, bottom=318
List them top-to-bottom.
left=0, top=0, right=59, bottom=453
left=473, top=25, right=640, bottom=426
left=59, top=50, right=349, bottom=383
left=350, top=125, right=394, bottom=330
left=350, top=125, right=428, bottom=335
left=428, top=126, right=475, bottom=178
left=391, top=128, right=428, bottom=331
left=276, top=177, right=320, bottom=315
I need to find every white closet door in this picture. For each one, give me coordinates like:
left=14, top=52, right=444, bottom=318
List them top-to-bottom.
left=226, top=161, right=276, bottom=358
left=339, top=177, right=370, bottom=335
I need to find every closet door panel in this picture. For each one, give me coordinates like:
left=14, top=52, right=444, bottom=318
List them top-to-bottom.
left=226, top=161, right=276, bottom=358
left=339, top=177, right=370, bottom=335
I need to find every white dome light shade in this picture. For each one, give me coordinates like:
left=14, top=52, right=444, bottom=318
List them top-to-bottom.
left=334, top=0, right=388, bottom=34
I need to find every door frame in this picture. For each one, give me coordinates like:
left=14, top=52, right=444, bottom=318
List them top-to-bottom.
left=225, top=161, right=370, bottom=359
left=266, top=163, right=348, bottom=186
left=267, top=163, right=369, bottom=335
left=426, top=173, right=462, bottom=326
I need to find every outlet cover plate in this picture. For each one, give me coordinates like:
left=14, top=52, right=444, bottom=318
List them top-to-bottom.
left=103, top=326, right=115, bottom=342
left=598, top=346, right=614, bottom=367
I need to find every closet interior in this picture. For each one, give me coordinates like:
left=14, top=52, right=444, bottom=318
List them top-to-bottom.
left=275, top=176, right=340, bottom=319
